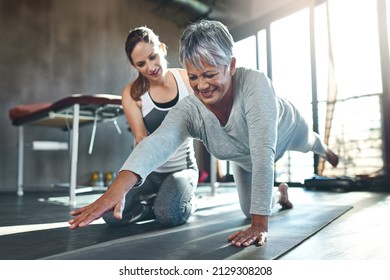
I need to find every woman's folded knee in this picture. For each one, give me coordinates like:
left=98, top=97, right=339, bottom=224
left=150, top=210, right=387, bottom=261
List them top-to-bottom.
left=154, top=203, right=192, bottom=226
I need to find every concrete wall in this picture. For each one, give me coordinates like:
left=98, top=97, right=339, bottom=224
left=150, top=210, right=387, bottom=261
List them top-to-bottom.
left=0, top=0, right=185, bottom=192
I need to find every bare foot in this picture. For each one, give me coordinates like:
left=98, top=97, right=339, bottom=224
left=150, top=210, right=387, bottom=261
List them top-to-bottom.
left=326, top=149, right=339, bottom=167
left=278, top=183, right=293, bottom=210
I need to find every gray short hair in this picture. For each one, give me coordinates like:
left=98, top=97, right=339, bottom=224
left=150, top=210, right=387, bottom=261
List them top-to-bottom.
left=179, top=20, right=234, bottom=69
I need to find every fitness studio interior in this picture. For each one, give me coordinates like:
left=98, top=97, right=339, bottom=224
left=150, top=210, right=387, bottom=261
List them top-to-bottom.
left=1, top=0, right=390, bottom=262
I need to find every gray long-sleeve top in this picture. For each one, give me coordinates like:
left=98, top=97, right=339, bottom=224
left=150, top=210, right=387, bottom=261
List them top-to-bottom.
left=121, top=68, right=299, bottom=216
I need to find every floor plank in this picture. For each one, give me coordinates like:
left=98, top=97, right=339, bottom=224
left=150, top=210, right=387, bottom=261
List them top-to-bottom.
left=0, top=186, right=389, bottom=260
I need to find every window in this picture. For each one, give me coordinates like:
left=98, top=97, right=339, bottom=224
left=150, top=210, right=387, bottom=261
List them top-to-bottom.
left=232, top=0, right=386, bottom=182
left=232, top=0, right=390, bottom=182
left=315, top=0, right=383, bottom=176
left=270, top=8, right=314, bottom=183
left=257, top=29, right=268, bottom=75
left=234, top=35, right=257, bottom=69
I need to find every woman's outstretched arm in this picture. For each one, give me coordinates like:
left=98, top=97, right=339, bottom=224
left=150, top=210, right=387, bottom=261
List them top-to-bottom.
left=68, top=170, right=139, bottom=229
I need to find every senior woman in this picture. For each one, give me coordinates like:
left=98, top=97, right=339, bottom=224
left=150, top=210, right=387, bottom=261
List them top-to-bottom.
left=69, top=20, right=338, bottom=247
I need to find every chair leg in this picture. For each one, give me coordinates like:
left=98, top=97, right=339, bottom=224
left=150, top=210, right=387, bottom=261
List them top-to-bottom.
left=69, top=104, right=80, bottom=206
left=88, top=112, right=98, bottom=155
left=17, top=126, right=24, bottom=196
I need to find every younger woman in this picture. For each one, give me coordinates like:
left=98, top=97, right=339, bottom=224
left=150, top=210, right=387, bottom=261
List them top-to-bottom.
left=101, top=26, right=198, bottom=227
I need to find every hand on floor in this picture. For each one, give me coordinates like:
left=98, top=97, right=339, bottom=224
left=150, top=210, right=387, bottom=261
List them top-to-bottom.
left=68, top=187, right=126, bottom=229
left=228, top=225, right=268, bottom=247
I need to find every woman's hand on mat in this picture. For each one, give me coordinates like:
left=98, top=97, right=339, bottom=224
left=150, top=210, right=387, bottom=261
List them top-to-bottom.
left=68, top=170, right=139, bottom=229
left=228, top=215, right=269, bottom=247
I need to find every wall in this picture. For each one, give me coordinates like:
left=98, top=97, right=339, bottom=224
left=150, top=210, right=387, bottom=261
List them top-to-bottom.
left=0, top=0, right=185, bottom=192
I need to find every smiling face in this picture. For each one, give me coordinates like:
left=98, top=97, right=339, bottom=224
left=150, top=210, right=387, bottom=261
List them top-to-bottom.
left=130, top=41, right=167, bottom=83
left=185, top=58, right=236, bottom=108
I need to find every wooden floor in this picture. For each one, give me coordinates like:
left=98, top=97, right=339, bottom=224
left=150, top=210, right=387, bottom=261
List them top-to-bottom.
left=0, top=184, right=389, bottom=260
left=279, top=187, right=390, bottom=260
